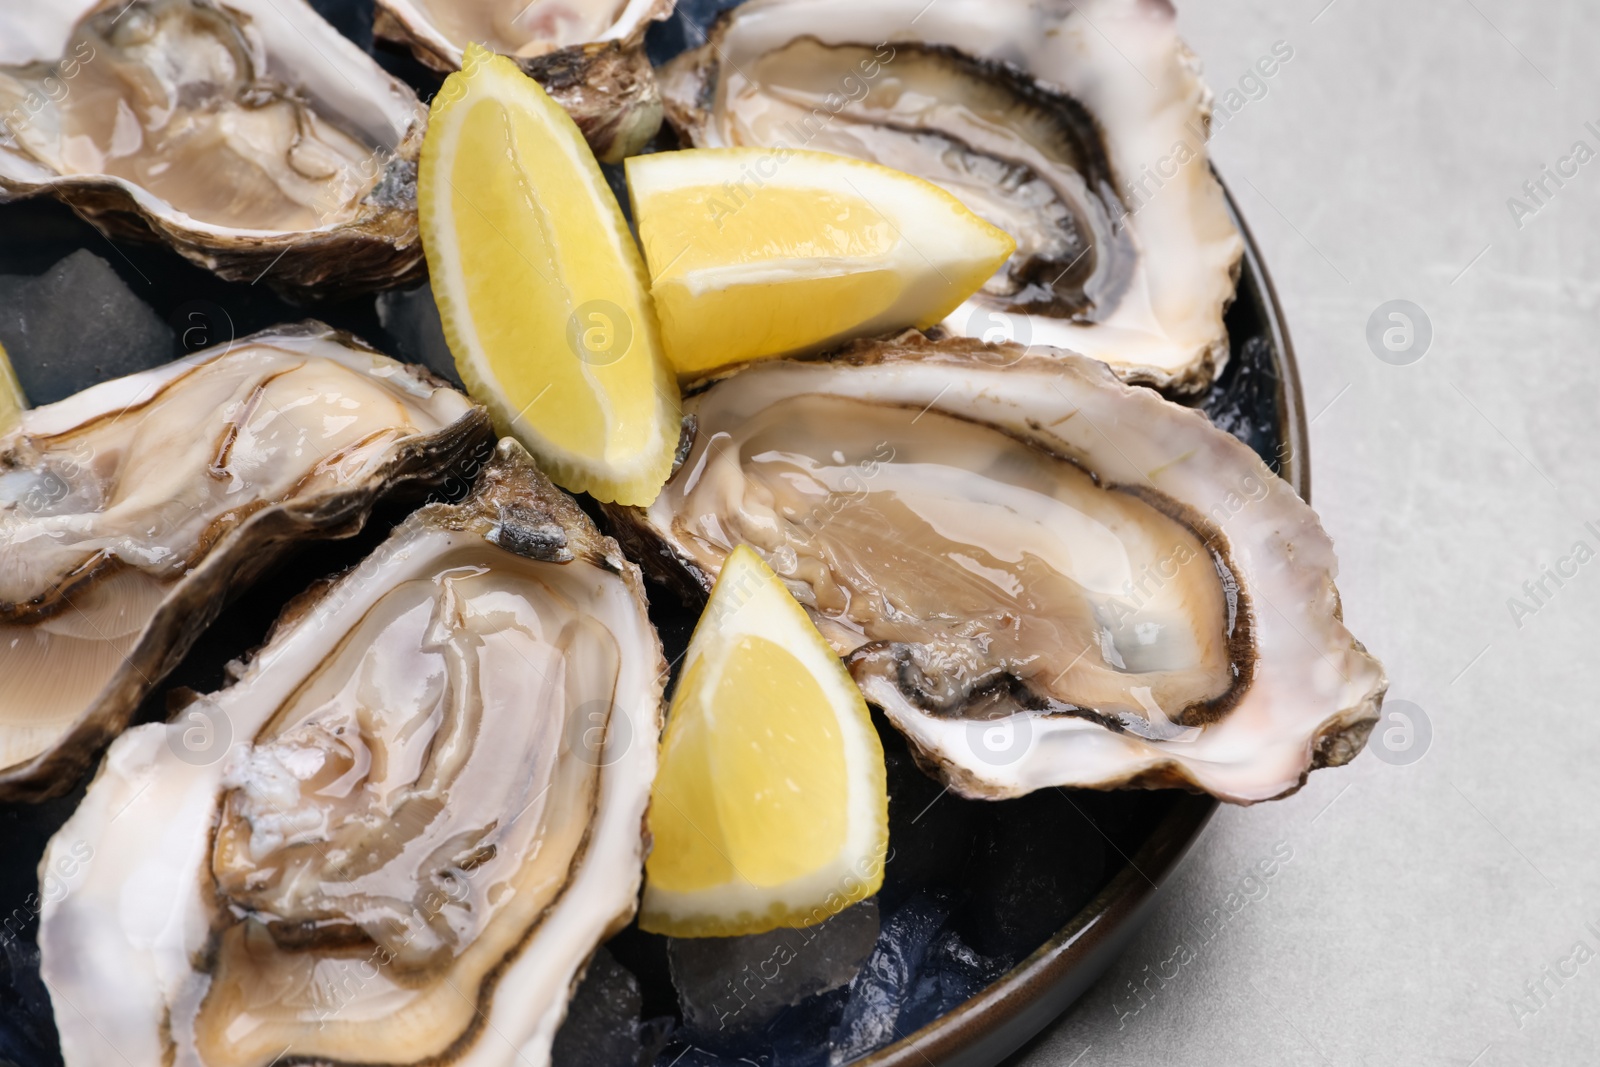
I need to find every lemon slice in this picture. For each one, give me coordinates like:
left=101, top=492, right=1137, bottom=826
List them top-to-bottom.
left=419, top=44, right=681, bottom=505
left=626, top=147, right=1015, bottom=376
left=0, top=340, right=26, bottom=434
left=641, top=545, right=889, bottom=937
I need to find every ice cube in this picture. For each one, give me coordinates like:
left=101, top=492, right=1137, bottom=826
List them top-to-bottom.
left=0, top=250, right=174, bottom=406
left=374, top=281, right=463, bottom=389
left=877, top=722, right=979, bottom=907
left=954, top=791, right=1105, bottom=959
left=826, top=891, right=954, bottom=1065
left=669, top=899, right=880, bottom=1035
left=606, top=925, right=679, bottom=1022
left=897, top=928, right=1010, bottom=1035
left=0, top=937, right=58, bottom=1067
left=552, top=947, right=646, bottom=1067
left=653, top=985, right=849, bottom=1067
left=766, top=986, right=851, bottom=1067
left=638, top=1016, right=674, bottom=1067
left=648, top=1044, right=727, bottom=1067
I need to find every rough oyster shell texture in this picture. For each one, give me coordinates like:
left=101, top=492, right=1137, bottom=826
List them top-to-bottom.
left=0, top=0, right=430, bottom=296
left=375, top=0, right=677, bottom=162
left=659, top=0, right=1245, bottom=392
left=0, top=322, right=490, bottom=801
left=609, top=332, right=1386, bottom=804
left=37, top=438, right=666, bottom=1067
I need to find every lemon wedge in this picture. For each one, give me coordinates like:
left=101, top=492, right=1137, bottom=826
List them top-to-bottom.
left=419, top=44, right=681, bottom=505
left=626, top=147, right=1015, bottom=376
left=0, top=340, right=26, bottom=434
left=641, top=545, right=889, bottom=937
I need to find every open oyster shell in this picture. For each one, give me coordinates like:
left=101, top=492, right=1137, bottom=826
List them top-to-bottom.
left=0, top=0, right=429, bottom=296
left=375, top=0, right=675, bottom=162
left=659, top=0, right=1244, bottom=391
left=0, top=322, right=489, bottom=801
left=609, top=332, right=1386, bottom=803
left=39, top=438, right=664, bottom=1067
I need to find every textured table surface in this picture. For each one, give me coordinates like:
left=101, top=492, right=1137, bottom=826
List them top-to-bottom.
left=1017, top=2, right=1600, bottom=1064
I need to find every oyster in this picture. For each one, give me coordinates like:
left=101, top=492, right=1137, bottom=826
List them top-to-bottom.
left=0, top=0, right=429, bottom=295
left=375, top=0, right=675, bottom=162
left=659, top=0, right=1244, bottom=391
left=0, top=323, right=489, bottom=801
left=610, top=333, right=1386, bottom=803
left=38, top=439, right=665, bottom=1067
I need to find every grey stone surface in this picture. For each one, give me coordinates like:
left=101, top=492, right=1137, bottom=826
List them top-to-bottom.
left=1017, top=2, right=1600, bottom=1064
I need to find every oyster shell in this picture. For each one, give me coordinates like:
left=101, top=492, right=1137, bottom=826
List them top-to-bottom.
left=0, top=0, right=429, bottom=296
left=375, top=0, right=675, bottom=162
left=658, top=0, right=1244, bottom=391
left=0, top=322, right=489, bottom=801
left=609, top=333, right=1386, bottom=803
left=38, top=438, right=665, bottom=1067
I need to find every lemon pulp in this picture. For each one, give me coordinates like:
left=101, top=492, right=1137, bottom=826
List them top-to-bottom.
left=628, top=148, right=1015, bottom=376
left=0, top=341, right=24, bottom=433
left=642, top=546, right=889, bottom=937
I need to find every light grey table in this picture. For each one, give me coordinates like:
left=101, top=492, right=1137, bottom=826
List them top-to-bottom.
left=1018, top=1, right=1600, bottom=1064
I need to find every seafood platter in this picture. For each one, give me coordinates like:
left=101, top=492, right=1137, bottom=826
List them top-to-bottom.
left=0, top=0, right=1385, bottom=1064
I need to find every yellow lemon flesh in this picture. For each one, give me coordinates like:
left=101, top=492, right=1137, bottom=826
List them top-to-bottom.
left=419, top=44, right=680, bottom=505
left=626, top=147, right=1015, bottom=377
left=0, top=340, right=26, bottom=433
left=642, top=545, right=889, bottom=937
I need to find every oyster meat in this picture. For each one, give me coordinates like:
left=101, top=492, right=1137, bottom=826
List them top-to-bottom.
left=0, top=0, right=429, bottom=295
left=375, top=0, right=675, bottom=162
left=659, top=0, right=1244, bottom=391
left=0, top=322, right=489, bottom=801
left=611, top=333, right=1386, bottom=802
left=38, top=439, right=664, bottom=1067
